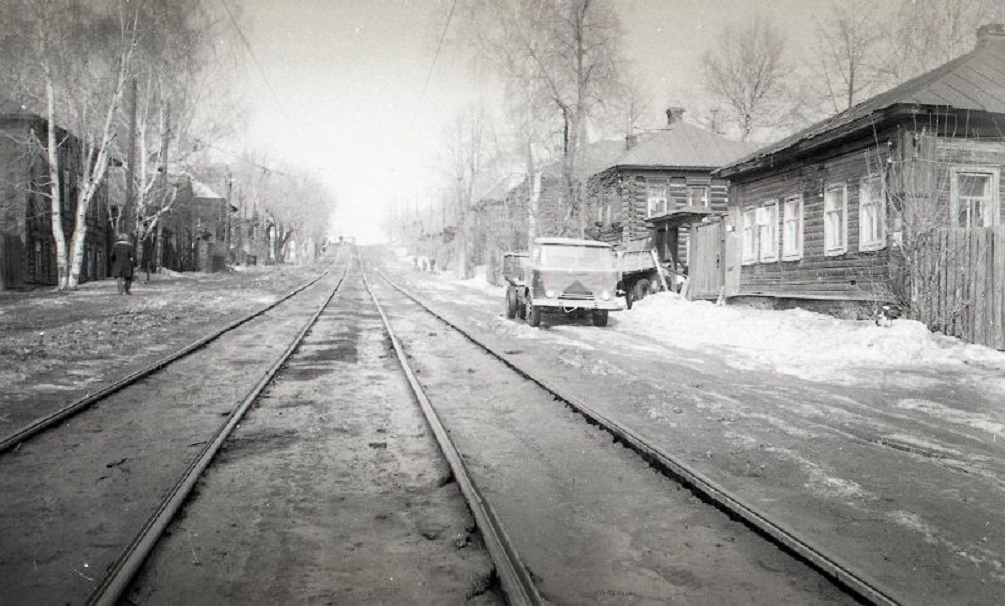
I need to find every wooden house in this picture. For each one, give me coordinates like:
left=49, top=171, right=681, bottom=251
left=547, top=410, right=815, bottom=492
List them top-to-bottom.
left=712, top=24, right=1005, bottom=347
left=0, top=97, right=110, bottom=289
left=588, top=108, right=758, bottom=268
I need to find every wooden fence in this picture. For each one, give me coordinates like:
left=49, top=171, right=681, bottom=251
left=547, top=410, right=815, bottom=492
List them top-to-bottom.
left=914, top=226, right=1005, bottom=350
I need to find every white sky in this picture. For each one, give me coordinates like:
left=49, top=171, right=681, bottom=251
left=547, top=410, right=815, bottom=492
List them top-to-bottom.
left=231, top=1, right=827, bottom=243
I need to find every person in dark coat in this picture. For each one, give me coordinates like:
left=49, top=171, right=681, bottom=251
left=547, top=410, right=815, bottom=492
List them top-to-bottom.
left=110, top=234, right=136, bottom=295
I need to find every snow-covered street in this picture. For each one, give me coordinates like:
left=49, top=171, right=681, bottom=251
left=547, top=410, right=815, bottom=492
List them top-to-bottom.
left=385, top=247, right=1005, bottom=605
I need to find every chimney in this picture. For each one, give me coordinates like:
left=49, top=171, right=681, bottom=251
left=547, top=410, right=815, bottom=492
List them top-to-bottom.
left=976, top=23, right=1005, bottom=47
left=666, top=107, right=686, bottom=126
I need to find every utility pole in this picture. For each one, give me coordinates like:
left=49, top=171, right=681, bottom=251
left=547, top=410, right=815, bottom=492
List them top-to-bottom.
left=224, top=169, right=233, bottom=262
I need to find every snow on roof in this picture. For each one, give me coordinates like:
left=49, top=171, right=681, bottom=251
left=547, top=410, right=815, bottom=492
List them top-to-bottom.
left=610, top=121, right=760, bottom=171
left=190, top=179, right=224, bottom=200
left=534, top=237, right=612, bottom=248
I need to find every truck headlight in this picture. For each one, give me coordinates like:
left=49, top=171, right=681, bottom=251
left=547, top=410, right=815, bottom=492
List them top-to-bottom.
left=545, top=289, right=556, bottom=298
left=601, top=290, right=611, bottom=301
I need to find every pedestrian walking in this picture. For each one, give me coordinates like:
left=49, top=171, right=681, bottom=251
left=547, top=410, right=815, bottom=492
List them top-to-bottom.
left=110, top=233, right=136, bottom=295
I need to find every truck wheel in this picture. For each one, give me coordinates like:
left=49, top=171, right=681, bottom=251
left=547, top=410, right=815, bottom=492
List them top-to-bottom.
left=632, top=279, right=650, bottom=303
left=625, top=285, right=634, bottom=310
left=505, top=288, right=517, bottom=319
left=517, top=292, right=527, bottom=319
left=527, top=303, right=542, bottom=327
left=592, top=309, right=609, bottom=327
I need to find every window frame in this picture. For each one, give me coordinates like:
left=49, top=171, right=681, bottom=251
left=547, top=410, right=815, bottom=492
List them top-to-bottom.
left=951, top=167, right=1000, bottom=228
left=858, top=174, right=886, bottom=252
left=646, top=179, right=668, bottom=218
left=824, top=183, right=848, bottom=256
left=687, top=184, right=710, bottom=207
left=782, top=194, right=803, bottom=261
left=757, top=199, right=779, bottom=263
left=741, top=207, right=758, bottom=265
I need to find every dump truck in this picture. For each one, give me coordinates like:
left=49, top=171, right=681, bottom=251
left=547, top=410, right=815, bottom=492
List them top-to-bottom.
left=504, top=238, right=620, bottom=327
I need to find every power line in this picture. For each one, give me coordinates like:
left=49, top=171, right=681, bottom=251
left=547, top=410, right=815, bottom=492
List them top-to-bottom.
left=217, top=0, right=301, bottom=140
left=407, top=0, right=458, bottom=137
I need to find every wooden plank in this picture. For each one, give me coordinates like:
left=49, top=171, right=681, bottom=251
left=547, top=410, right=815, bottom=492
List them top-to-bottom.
left=996, top=226, right=1005, bottom=349
left=974, top=229, right=988, bottom=347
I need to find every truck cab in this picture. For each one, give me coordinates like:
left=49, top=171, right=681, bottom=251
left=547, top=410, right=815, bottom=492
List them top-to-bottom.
left=509, top=237, right=621, bottom=327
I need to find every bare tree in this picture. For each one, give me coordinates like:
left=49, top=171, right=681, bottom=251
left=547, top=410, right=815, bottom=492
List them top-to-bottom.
left=460, top=0, right=624, bottom=237
left=810, top=0, right=886, bottom=114
left=879, top=0, right=1005, bottom=82
left=702, top=16, right=788, bottom=141
left=440, top=103, right=499, bottom=278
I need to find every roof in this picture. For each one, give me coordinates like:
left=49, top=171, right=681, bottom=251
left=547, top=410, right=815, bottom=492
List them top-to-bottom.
left=718, top=25, right=1005, bottom=177
left=607, top=121, right=759, bottom=171
left=541, top=139, right=628, bottom=180
left=481, top=172, right=526, bottom=201
left=191, top=179, right=224, bottom=201
left=645, top=205, right=716, bottom=226
left=534, top=237, right=612, bottom=248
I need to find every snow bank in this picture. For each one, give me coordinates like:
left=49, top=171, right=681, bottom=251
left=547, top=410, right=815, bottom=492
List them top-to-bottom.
left=619, top=292, right=1005, bottom=380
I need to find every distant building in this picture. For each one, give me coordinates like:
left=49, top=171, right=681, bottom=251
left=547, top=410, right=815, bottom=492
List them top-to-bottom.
left=0, top=96, right=111, bottom=289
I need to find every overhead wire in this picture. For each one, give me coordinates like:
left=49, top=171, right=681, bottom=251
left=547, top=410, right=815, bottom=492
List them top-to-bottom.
left=217, top=0, right=302, bottom=143
left=407, top=0, right=458, bottom=139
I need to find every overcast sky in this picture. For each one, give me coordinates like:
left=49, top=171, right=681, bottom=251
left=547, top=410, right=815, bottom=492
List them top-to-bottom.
left=231, top=0, right=825, bottom=243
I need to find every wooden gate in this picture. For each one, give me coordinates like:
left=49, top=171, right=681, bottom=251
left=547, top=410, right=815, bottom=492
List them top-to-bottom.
left=686, top=219, right=724, bottom=300
left=914, top=226, right=1005, bottom=350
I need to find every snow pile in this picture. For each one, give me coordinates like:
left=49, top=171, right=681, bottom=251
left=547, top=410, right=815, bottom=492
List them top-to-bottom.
left=618, top=292, right=1005, bottom=381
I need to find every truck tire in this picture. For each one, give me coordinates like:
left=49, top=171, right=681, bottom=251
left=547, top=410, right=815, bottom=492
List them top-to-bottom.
left=632, top=279, right=650, bottom=304
left=625, top=284, right=635, bottom=310
left=505, top=288, right=517, bottom=319
left=517, top=291, right=527, bottom=319
left=527, top=302, right=542, bottom=327
left=592, top=309, right=609, bottom=327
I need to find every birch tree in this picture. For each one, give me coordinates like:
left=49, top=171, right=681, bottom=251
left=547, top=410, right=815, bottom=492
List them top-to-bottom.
left=461, top=0, right=624, bottom=237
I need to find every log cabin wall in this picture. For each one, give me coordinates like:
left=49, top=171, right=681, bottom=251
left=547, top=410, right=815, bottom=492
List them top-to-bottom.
left=729, top=130, right=896, bottom=301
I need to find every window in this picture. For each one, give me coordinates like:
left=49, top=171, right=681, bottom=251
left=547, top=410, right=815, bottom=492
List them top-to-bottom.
left=951, top=168, right=999, bottom=228
left=858, top=175, right=886, bottom=251
left=647, top=180, right=668, bottom=217
left=824, top=183, right=848, bottom=256
left=687, top=185, right=709, bottom=207
left=782, top=195, right=803, bottom=261
left=758, top=200, right=779, bottom=262
left=598, top=203, right=612, bottom=224
left=741, top=207, right=758, bottom=265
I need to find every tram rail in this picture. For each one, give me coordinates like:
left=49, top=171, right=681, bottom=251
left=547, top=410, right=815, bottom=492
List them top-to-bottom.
left=365, top=258, right=902, bottom=606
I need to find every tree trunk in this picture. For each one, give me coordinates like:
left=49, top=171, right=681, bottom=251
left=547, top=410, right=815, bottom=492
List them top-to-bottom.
left=43, top=79, right=69, bottom=290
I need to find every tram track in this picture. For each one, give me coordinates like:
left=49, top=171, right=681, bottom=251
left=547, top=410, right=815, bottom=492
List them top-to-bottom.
left=364, top=255, right=902, bottom=606
left=0, top=256, right=349, bottom=605
left=0, top=261, right=340, bottom=456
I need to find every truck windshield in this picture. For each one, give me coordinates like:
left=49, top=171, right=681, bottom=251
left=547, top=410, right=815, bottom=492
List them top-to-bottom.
left=538, top=245, right=615, bottom=270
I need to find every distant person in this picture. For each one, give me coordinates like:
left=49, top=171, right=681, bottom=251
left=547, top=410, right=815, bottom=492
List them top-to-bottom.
left=110, top=233, right=136, bottom=295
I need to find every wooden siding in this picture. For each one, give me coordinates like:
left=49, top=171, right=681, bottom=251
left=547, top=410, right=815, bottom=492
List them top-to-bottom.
left=729, top=135, right=894, bottom=300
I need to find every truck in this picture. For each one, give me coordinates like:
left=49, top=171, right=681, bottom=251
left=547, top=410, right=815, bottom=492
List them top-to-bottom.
left=504, top=238, right=621, bottom=327
left=616, top=239, right=669, bottom=309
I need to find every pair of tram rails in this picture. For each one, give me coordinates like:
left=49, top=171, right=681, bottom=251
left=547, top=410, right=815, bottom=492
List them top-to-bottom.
left=0, top=252, right=899, bottom=606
